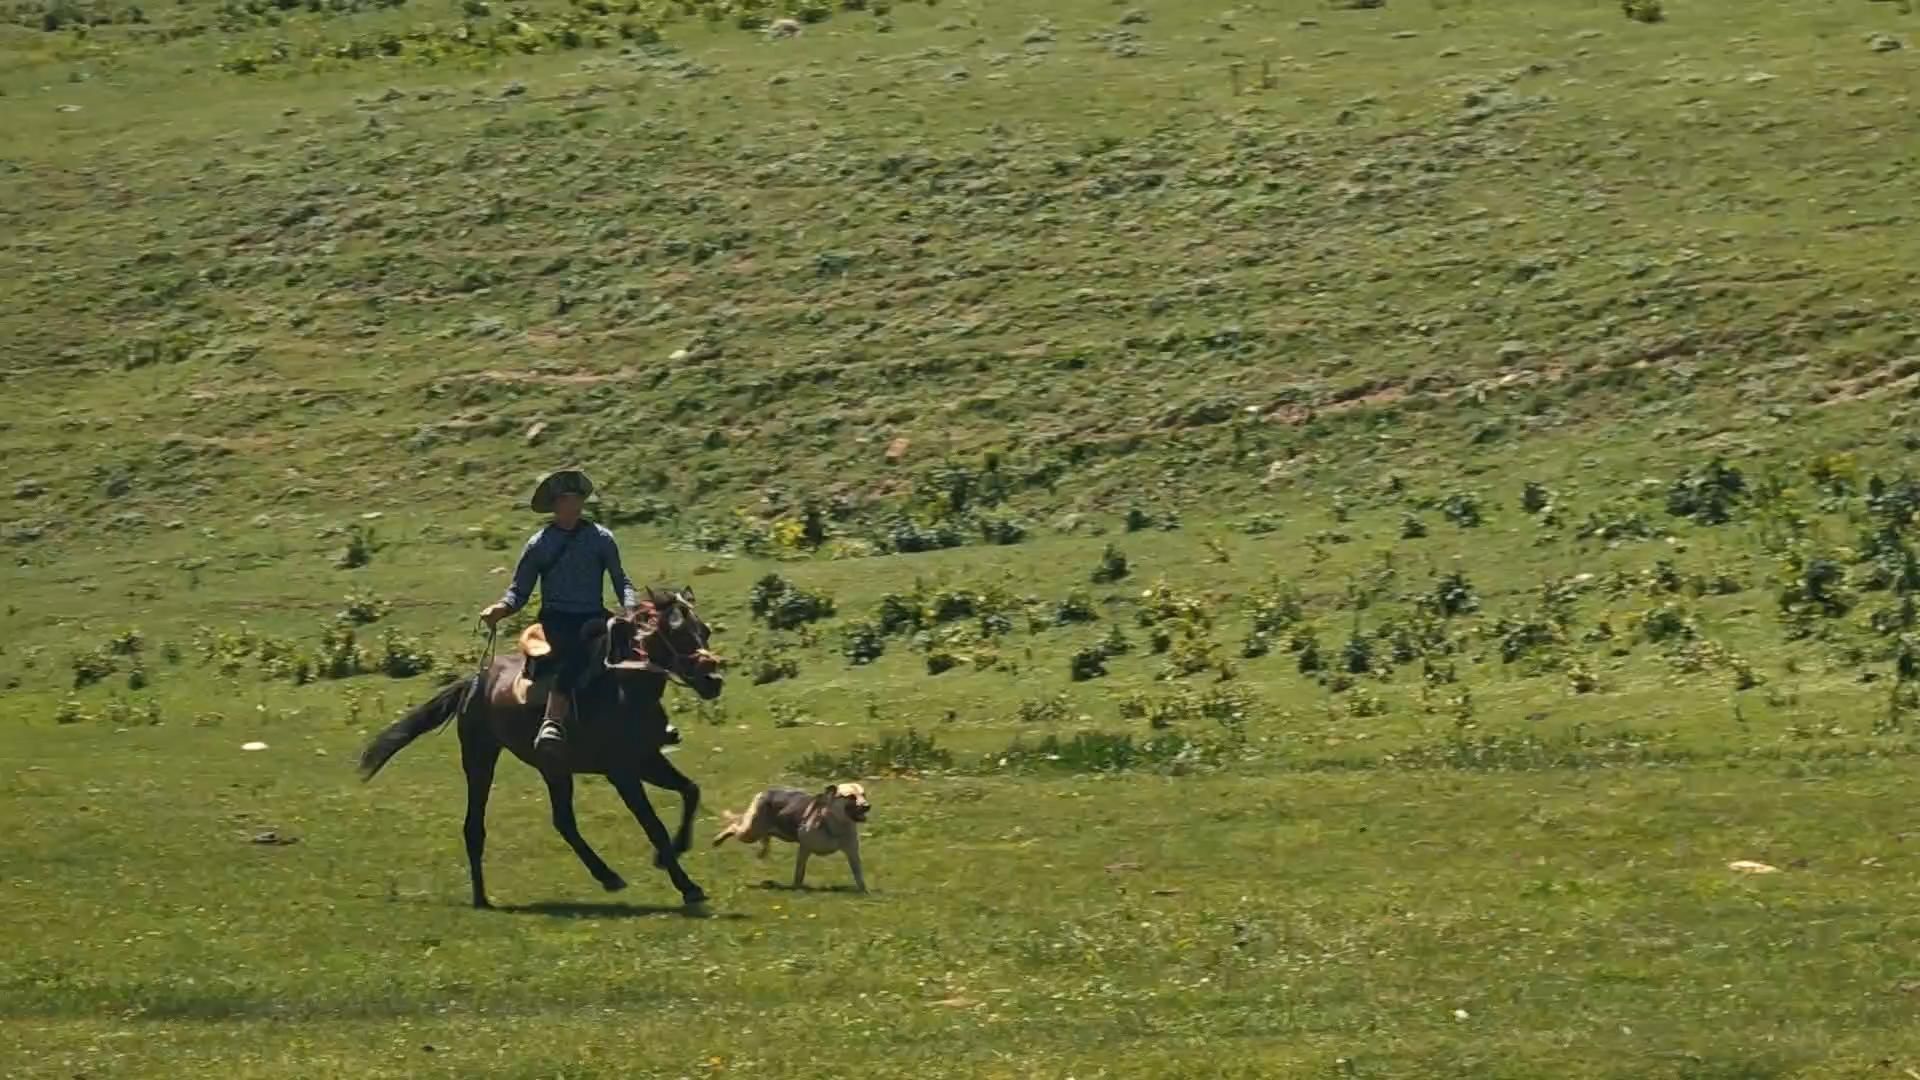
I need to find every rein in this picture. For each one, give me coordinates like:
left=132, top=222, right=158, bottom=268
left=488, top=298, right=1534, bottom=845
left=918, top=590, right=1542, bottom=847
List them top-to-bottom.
left=456, top=620, right=501, bottom=716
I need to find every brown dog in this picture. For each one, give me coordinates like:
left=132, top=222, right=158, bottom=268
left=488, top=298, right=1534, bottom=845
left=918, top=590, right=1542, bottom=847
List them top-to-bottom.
left=711, top=783, right=870, bottom=893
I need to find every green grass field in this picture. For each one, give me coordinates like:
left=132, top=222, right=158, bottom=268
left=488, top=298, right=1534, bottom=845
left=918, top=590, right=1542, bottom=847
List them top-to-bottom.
left=7, top=0, right=1920, bottom=1075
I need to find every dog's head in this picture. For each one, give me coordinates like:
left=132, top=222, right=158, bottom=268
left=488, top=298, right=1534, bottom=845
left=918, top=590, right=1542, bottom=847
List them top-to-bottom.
left=824, top=782, right=870, bottom=823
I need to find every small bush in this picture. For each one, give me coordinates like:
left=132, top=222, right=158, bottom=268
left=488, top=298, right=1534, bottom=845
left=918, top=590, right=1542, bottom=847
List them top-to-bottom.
left=1620, top=0, right=1663, bottom=24
left=1666, top=458, right=1746, bottom=526
left=1521, top=481, right=1553, bottom=515
left=1441, top=492, right=1484, bottom=529
left=1575, top=504, right=1657, bottom=543
left=1124, top=507, right=1179, bottom=532
left=1399, top=514, right=1429, bottom=540
left=874, top=515, right=967, bottom=554
left=977, top=516, right=1029, bottom=546
left=335, top=524, right=378, bottom=569
left=1091, top=543, right=1130, bottom=584
left=1778, top=549, right=1853, bottom=637
left=1424, top=571, right=1479, bottom=617
left=749, top=574, right=836, bottom=630
left=1246, top=577, right=1306, bottom=634
left=1137, top=579, right=1214, bottom=630
left=872, top=580, right=1019, bottom=638
left=338, top=590, right=391, bottom=625
left=1054, top=591, right=1099, bottom=625
left=874, top=593, right=920, bottom=636
left=1636, top=602, right=1697, bottom=645
left=1490, top=615, right=1564, bottom=666
left=841, top=621, right=885, bottom=666
left=312, top=623, right=368, bottom=680
left=1098, top=624, right=1133, bottom=657
left=1162, top=626, right=1230, bottom=680
left=106, top=628, right=144, bottom=656
left=376, top=628, right=435, bottom=678
left=1341, top=632, right=1375, bottom=675
left=1296, top=633, right=1325, bottom=673
left=750, top=643, right=802, bottom=685
left=1069, top=645, right=1109, bottom=681
left=71, top=649, right=116, bottom=689
left=925, top=649, right=961, bottom=676
left=1119, top=683, right=1257, bottom=733
left=1345, top=687, right=1389, bottom=719
left=1017, top=692, right=1075, bottom=724
left=769, top=701, right=812, bottom=729
left=792, top=727, right=952, bottom=777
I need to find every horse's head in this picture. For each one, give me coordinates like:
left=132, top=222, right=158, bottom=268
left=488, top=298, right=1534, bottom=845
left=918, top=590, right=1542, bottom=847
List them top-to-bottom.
left=601, top=586, right=725, bottom=701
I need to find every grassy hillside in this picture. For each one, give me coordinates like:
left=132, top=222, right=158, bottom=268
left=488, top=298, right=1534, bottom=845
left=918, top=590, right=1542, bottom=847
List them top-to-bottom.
left=5, top=0, right=1918, bottom=541
left=6, top=0, right=1920, bottom=1076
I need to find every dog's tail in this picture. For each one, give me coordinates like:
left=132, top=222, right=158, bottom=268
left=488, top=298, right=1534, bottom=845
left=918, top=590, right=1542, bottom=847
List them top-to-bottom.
left=709, top=793, right=763, bottom=847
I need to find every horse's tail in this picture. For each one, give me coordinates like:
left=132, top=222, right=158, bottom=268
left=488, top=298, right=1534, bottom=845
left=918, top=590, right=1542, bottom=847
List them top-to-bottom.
left=357, top=675, right=475, bottom=781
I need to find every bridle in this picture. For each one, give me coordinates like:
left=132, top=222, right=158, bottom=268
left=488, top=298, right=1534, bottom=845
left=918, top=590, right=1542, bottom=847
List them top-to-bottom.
left=605, top=594, right=721, bottom=692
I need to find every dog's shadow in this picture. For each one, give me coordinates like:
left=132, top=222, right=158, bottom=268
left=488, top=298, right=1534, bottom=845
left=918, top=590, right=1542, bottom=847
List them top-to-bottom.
left=751, top=880, right=871, bottom=895
left=493, top=901, right=749, bottom=921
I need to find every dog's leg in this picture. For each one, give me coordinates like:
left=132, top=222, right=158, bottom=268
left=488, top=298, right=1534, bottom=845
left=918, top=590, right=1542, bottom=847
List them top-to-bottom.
left=843, top=832, right=868, bottom=894
left=792, top=846, right=810, bottom=890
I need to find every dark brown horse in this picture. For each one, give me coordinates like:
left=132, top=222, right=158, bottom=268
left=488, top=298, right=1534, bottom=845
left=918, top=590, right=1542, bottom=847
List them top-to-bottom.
left=358, top=586, right=724, bottom=910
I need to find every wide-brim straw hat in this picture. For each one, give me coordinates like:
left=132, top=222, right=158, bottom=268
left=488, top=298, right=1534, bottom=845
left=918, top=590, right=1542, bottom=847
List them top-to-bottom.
left=529, top=469, right=595, bottom=513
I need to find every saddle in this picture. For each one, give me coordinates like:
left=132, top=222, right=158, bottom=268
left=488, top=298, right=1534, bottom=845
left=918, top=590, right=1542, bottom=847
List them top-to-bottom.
left=507, top=612, right=654, bottom=707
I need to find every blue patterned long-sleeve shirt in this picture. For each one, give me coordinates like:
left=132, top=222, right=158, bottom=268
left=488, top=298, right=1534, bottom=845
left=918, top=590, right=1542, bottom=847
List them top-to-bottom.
left=498, top=522, right=640, bottom=616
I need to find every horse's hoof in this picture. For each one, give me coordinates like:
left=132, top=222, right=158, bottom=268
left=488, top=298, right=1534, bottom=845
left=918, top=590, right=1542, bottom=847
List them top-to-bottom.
left=602, top=875, right=628, bottom=893
left=681, top=890, right=710, bottom=914
left=473, top=897, right=493, bottom=910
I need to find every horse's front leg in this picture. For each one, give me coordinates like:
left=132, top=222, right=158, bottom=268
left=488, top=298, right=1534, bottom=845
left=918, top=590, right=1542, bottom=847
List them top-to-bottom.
left=635, top=750, right=701, bottom=861
left=606, top=770, right=706, bottom=907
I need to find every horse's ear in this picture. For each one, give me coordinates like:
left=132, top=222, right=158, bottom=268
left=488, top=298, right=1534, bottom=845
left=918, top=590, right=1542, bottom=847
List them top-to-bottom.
left=680, top=585, right=697, bottom=605
left=823, top=783, right=839, bottom=798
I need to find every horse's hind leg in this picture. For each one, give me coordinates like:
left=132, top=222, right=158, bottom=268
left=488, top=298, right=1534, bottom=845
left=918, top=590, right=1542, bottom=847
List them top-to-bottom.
left=460, top=719, right=501, bottom=909
left=633, top=751, right=701, bottom=865
left=543, top=770, right=626, bottom=893
left=607, top=770, right=706, bottom=907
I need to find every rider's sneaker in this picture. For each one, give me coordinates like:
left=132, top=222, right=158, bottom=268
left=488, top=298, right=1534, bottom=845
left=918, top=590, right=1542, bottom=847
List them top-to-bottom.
left=535, top=719, right=566, bottom=755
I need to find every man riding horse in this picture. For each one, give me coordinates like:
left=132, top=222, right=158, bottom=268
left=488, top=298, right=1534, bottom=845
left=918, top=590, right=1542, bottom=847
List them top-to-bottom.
left=478, top=468, right=640, bottom=757
left=361, top=475, right=723, bottom=908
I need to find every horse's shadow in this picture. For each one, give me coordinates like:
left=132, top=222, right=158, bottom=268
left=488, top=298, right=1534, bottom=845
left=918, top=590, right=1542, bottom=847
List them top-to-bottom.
left=492, top=900, right=749, bottom=921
